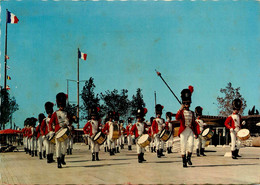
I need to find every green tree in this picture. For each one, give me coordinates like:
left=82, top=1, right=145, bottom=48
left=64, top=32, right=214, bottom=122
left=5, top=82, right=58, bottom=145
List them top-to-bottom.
left=80, top=77, right=103, bottom=120
left=216, top=82, right=247, bottom=116
left=0, top=87, right=19, bottom=130
left=131, top=88, right=146, bottom=116
left=100, top=89, right=131, bottom=120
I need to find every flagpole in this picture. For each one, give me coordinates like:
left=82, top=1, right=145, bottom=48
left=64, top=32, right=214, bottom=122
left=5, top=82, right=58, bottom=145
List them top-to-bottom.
left=4, top=9, right=9, bottom=90
left=77, top=48, right=80, bottom=129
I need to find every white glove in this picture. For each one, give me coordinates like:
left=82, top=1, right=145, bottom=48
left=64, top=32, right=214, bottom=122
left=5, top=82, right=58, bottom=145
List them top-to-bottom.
left=242, top=121, right=246, bottom=125
left=230, top=128, right=234, bottom=132
left=49, top=131, right=54, bottom=135
left=84, top=134, right=88, bottom=138
left=154, top=134, right=157, bottom=138
left=42, top=135, right=46, bottom=139
left=131, top=135, right=135, bottom=140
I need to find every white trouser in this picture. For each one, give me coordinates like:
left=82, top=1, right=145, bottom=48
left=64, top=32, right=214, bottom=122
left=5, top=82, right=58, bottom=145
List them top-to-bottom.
left=180, top=127, right=194, bottom=155
left=230, top=129, right=241, bottom=151
left=107, top=135, right=115, bottom=149
left=127, top=135, right=132, bottom=146
left=154, top=135, right=164, bottom=150
left=166, top=135, right=174, bottom=148
left=195, top=135, right=206, bottom=149
left=38, top=136, right=43, bottom=153
left=42, top=136, right=47, bottom=152
left=31, top=137, right=37, bottom=151
left=67, top=137, right=73, bottom=149
left=88, top=137, right=91, bottom=146
left=23, top=138, right=27, bottom=148
left=28, top=138, right=31, bottom=150
left=55, top=138, right=68, bottom=158
left=90, top=138, right=100, bottom=153
left=116, top=138, right=120, bottom=147
left=45, top=139, right=55, bottom=154
left=103, top=140, right=108, bottom=147
left=136, top=144, right=145, bottom=154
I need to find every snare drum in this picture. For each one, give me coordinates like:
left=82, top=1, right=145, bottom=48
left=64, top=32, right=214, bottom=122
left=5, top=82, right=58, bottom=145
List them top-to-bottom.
left=109, top=124, right=120, bottom=140
left=56, top=128, right=70, bottom=142
left=201, top=128, right=214, bottom=140
left=159, top=129, right=172, bottom=142
left=237, top=129, right=250, bottom=141
left=48, top=132, right=56, bottom=144
left=93, top=132, right=107, bottom=145
left=137, top=134, right=151, bottom=148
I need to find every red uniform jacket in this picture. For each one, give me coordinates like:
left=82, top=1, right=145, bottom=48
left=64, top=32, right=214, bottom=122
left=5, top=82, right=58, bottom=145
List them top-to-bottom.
left=175, top=109, right=198, bottom=137
left=49, top=110, right=72, bottom=133
left=224, top=113, right=242, bottom=130
left=41, top=118, right=50, bottom=136
left=152, top=118, right=165, bottom=134
left=83, top=120, right=101, bottom=137
left=165, top=121, right=174, bottom=132
left=130, top=122, right=149, bottom=138
left=126, top=124, right=132, bottom=136
left=35, top=125, right=41, bottom=139
left=27, top=127, right=33, bottom=139
left=22, top=128, right=26, bottom=138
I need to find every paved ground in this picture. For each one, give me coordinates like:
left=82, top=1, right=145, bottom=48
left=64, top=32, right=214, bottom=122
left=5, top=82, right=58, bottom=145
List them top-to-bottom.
left=0, top=142, right=259, bottom=184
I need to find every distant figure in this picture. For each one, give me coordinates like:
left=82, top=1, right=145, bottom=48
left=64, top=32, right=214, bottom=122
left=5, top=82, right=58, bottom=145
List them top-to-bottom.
left=126, top=117, right=133, bottom=150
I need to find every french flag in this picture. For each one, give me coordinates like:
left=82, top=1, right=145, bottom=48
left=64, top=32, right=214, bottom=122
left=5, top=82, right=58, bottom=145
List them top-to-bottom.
left=7, top=11, right=19, bottom=24
left=78, top=50, right=87, bottom=60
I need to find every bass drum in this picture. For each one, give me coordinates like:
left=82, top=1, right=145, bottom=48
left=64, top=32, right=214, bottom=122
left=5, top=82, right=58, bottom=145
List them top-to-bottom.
left=109, top=124, right=119, bottom=140
left=56, top=128, right=70, bottom=142
left=237, top=129, right=250, bottom=141
left=93, top=131, right=107, bottom=145
left=137, top=134, right=151, bottom=148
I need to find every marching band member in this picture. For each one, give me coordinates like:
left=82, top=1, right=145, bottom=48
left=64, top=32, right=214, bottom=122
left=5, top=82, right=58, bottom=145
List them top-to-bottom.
left=176, top=86, right=198, bottom=168
left=49, top=92, right=77, bottom=168
left=224, top=98, right=246, bottom=159
left=41, top=102, right=55, bottom=163
left=152, top=104, right=166, bottom=158
left=195, top=106, right=207, bottom=156
left=83, top=107, right=102, bottom=161
left=130, top=107, right=148, bottom=163
left=102, top=111, right=116, bottom=156
left=114, top=112, right=121, bottom=153
left=165, top=112, right=174, bottom=154
left=36, top=113, right=46, bottom=159
left=103, top=117, right=109, bottom=152
left=126, top=117, right=133, bottom=150
left=149, top=117, right=155, bottom=153
left=22, top=118, right=29, bottom=153
left=28, top=118, right=37, bottom=157
left=119, top=120, right=125, bottom=149
left=67, top=125, right=75, bottom=155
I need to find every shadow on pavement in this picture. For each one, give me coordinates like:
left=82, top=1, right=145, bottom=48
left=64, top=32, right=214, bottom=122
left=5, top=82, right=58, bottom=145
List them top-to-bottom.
left=67, top=162, right=130, bottom=168
left=191, top=163, right=259, bottom=168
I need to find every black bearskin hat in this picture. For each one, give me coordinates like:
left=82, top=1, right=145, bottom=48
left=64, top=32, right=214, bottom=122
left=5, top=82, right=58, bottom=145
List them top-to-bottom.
left=181, top=86, right=194, bottom=104
left=56, top=92, right=67, bottom=108
left=232, top=98, right=242, bottom=110
left=45, top=102, right=54, bottom=115
left=155, top=104, right=164, bottom=115
left=89, top=106, right=100, bottom=117
left=195, top=106, right=203, bottom=117
left=136, top=107, right=148, bottom=118
left=108, top=111, right=115, bottom=119
left=114, top=112, right=120, bottom=121
left=166, top=112, right=173, bottom=119
left=38, top=113, right=46, bottom=124
left=29, top=117, right=37, bottom=127
left=127, top=117, right=133, bottom=123
left=150, top=117, right=155, bottom=123
left=24, top=118, right=30, bottom=126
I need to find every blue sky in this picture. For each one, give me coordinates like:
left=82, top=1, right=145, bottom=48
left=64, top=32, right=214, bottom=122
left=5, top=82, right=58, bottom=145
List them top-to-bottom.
left=0, top=1, right=259, bottom=129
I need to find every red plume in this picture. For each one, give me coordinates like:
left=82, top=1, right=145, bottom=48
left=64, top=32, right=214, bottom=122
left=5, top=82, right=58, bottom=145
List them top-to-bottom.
left=156, top=71, right=161, bottom=76
left=188, top=86, right=194, bottom=94
left=65, top=94, right=68, bottom=99
left=162, top=106, right=164, bottom=109
left=97, top=107, right=100, bottom=112
left=201, top=107, right=203, bottom=110
left=144, top=108, right=148, bottom=114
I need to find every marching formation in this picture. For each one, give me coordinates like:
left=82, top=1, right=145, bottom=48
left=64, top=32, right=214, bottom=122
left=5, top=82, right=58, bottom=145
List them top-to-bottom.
left=21, top=87, right=247, bottom=168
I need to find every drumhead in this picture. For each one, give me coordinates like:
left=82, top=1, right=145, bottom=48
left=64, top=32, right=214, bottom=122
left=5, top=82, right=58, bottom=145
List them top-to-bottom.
left=56, top=128, right=68, bottom=138
left=201, top=128, right=210, bottom=137
left=159, top=129, right=166, bottom=138
left=237, top=129, right=249, bottom=137
left=94, top=132, right=101, bottom=140
left=137, top=134, right=149, bottom=144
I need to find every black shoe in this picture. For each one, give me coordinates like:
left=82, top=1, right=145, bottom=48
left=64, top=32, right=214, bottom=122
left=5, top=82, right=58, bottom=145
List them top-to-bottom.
left=120, top=144, right=123, bottom=149
left=128, top=146, right=131, bottom=151
left=129, top=146, right=132, bottom=150
left=104, top=147, right=107, bottom=152
left=116, top=147, right=120, bottom=153
left=151, top=147, right=154, bottom=153
left=167, top=147, right=170, bottom=154
left=170, top=147, right=173, bottom=153
left=25, top=148, right=28, bottom=154
left=200, top=148, right=206, bottom=156
left=67, top=149, right=69, bottom=155
left=69, top=149, right=72, bottom=155
left=160, top=149, right=165, bottom=156
left=197, top=149, right=200, bottom=157
left=235, top=149, right=241, bottom=157
left=29, top=150, right=31, bottom=155
left=35, top=150, right=38, bottom=157
left=157, top=150, right=161, bottom=158
left=31, top=151, right=34, bottom=157
left=43, top=151, right=46, bottom=158
left=232, top=151, right=238, bottom=159
left=39, top=152, right=42, bottom=160
left=96, top=152, right=99, bottom=161
left=50, top=153, right=55, bottom=163
left=92, top=153, right=95, bottom=161
left=141, top=153, right=146, bottom=162
left=187, top=153, right=192, bottom=165
left=47, top=154, right=51, bottom=163
left=138, top=154, right=142, bottom=163
left=61, top=155, right=66, bottom=165
left=182, top=155, right=187, bottom=168
left=57, top=157, right=62, bottom=168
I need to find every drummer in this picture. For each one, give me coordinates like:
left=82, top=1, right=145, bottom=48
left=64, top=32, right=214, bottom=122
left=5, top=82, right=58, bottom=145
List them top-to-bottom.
left=176, top=86, right=198, bottom=168
left=49, top=92, right=77, bottom=168
left=224, top=98, right=246, bottom=159
left=41, top=102, right=55, bottom=163
left=152, top=104, right=166, bottom=158
left=195, top=106, right=207, bottom=156
left=83, top=107, right=102, bottom=161
left=130, top=107, right=149, bottom=163
left=102, top=111, right=116, bottom=156
left=165, top=112, right=175, bottom=154
left=126, top=117, right=133, bottom=150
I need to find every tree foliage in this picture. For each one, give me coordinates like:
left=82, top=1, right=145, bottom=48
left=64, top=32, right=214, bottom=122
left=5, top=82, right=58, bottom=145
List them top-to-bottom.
left=80, top=77, right=103, bottom=119
left=216, top=82, right=247, bottom=116
left=0, top=88, right=19, bottom=129
left=131, top=88, right=146, bottom=116
left=100, top=89, right=131, bottom=120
